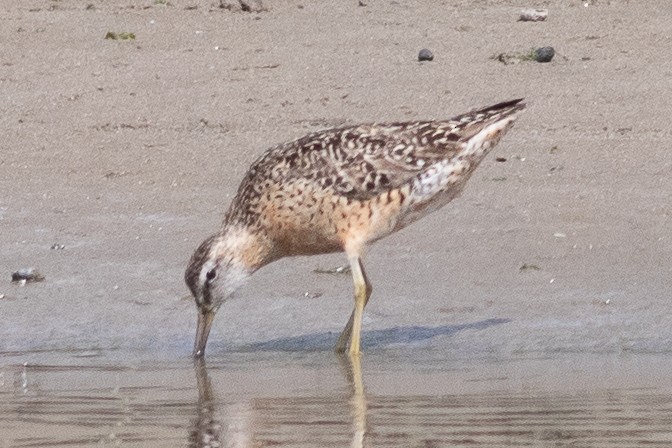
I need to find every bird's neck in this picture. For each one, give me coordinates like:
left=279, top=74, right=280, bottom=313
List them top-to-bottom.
left=215, top=223, right=277, bottom=274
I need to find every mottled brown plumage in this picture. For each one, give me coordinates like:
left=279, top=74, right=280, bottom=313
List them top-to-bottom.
left=186, top=98, right=526, bottom=357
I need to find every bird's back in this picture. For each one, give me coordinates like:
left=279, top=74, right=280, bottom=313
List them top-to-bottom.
left=224, top=99, right=525, bottom=256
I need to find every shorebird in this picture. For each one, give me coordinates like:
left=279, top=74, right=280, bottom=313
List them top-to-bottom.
left=185, top=98, right=525, bottom=358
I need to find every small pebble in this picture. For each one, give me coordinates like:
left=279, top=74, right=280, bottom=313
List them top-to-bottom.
left=239, top=0, right=265, bottom=12
left=519, top=8, right=548, bottom=22
left=534, top=46, right=555, bottom=63
left=418, top=48, right=434, bottom=62
left=50, top=243, right=65, bottom=250
left=313, top=265, right=351, bottom=275
left=11, top=268, right=45, bottom=283
left=303, top=292, right=323, bottom=299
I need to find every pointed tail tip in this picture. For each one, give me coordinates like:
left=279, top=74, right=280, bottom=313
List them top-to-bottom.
left=469, top=98, right=526, bottom=124
left=487, top=98, right=526, bottom=112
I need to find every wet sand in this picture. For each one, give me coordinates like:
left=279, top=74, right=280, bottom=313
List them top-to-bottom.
left=1, top=0, right=672, bottom=445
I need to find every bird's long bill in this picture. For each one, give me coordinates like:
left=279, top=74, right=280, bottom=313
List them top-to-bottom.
left=193, top=310, right=215, bottom=358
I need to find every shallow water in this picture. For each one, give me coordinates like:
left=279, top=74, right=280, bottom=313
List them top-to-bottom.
left=2, top=351, right=672, bottom=447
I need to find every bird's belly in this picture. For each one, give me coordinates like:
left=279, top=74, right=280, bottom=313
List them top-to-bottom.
left=258, top=177, right=465, bottom=256
left=261, top=191, right=403, bottom=256
left=259, top=193, right=344, bottom=256
left=274, top=225, right=343, bottom=256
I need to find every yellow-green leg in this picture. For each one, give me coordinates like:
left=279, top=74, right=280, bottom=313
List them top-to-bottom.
left=335, top=256, right=372, bottom=355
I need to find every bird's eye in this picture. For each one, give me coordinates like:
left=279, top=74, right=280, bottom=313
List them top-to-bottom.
left=205, top=269, right=217, bottom=284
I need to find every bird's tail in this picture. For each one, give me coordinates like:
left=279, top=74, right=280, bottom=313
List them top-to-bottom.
left=394, top=98, right=525, bottom=231
left=457, top=98, right=526, bottom=158
left=459, top=98, right=526, bottom=128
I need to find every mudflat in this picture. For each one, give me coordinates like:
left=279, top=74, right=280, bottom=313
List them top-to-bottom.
left=2, top=0, right=671, bottom=363
left=3, top=1, right=672, bottom=446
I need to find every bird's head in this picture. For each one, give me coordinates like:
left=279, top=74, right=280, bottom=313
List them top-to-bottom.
left=184, top=232, right=253, bottom=358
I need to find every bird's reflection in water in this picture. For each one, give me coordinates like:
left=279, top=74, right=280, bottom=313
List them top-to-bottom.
left=338, top=354, right=370, bottom=448
left=188, top=355, right=369, bottom=448
left=188, top=358, right=222, bottom=448
left=189, top=358, right=254, bottom=448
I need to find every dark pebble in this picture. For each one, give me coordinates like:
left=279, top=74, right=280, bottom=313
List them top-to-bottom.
left=239, top=0, right=265, bottom=12
left=535, top=46, right=555, bottom=63
left=418, top=48, right=434, bottom=62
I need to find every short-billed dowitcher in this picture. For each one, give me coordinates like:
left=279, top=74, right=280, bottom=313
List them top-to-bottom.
left=186, top=99, right=525, bottom=357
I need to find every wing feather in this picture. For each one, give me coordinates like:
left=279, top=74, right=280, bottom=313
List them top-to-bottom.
left=229, top=99, right=525, bottom=220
